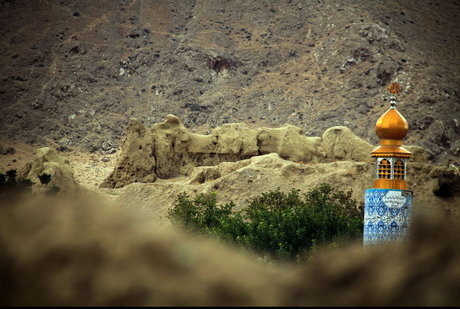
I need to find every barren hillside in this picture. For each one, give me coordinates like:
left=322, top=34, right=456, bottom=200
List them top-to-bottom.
left=1, top=0, right=459, bottom=164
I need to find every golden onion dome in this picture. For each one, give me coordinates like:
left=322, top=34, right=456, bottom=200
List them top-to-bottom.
left=371, top=96, right=412, bottom=158
left=375, top=98, right=409, bottom=140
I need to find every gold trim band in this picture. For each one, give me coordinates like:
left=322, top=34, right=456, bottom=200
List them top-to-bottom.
left=380, top=139, right=402, bottom=146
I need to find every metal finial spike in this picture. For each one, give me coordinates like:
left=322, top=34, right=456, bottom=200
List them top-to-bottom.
left=390, top=96, right=397, bottom=108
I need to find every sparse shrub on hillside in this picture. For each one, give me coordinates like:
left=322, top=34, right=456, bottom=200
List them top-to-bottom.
left=168, top=184, right=363, bottom=261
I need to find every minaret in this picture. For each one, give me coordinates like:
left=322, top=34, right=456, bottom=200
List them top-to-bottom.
left=363, top=83, right=413, bottom=246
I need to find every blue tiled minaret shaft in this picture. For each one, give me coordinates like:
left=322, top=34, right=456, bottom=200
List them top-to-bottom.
left=363, top=189, right=412, bottom=246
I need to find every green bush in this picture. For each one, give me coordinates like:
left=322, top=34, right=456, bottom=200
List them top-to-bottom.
left=168, top=184, right=363, bottom=261
left=168, top=192, right=234, bottom=232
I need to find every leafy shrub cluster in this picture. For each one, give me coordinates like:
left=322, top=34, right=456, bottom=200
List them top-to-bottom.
left=168, top=184, right=363, bottom=261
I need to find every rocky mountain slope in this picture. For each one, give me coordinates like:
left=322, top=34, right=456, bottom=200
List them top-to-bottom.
left=1, top=0, right=459, bottom=164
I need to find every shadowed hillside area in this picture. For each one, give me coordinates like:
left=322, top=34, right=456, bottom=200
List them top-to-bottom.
left=0, top=0, right=459, bottom=306
left=0, top=0, right=459, bottom=163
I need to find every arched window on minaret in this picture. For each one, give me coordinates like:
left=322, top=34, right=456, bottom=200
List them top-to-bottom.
left=378, top=159, right=391, bottom=179
left=394, top=159, right=405, bottom=180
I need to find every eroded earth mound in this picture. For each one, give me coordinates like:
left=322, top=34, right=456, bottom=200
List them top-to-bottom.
left=101, top=114, right=427, bottom=188
left=17, top=147, right=83, bottom=195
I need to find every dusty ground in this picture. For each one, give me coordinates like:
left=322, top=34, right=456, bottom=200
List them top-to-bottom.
left=0, top=193, right=459, bottom=306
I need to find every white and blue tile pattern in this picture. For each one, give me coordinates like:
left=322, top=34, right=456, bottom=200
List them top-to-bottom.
left=363, top=189, right=412, bottom=246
